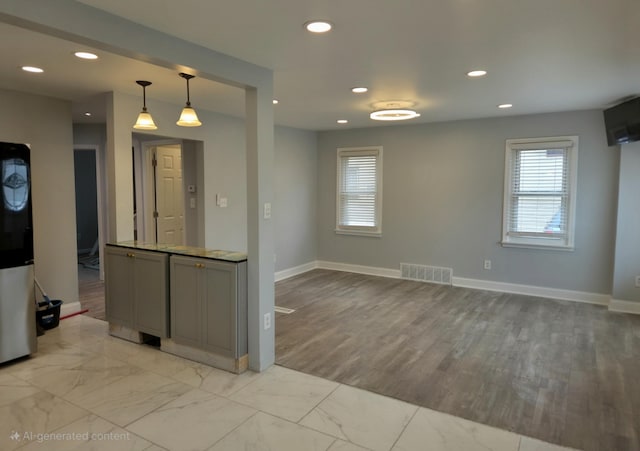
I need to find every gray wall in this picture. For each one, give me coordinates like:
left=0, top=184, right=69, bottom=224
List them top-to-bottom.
left=0, top=88, right=79, bottom=309
left=317, top=110, right=619, bottom=294
left=73, top=123, right=106, bottom=149
left=274, top=126, right=318, bottom=272
left=181, top=139, right=202, bottom=247
left=613, top=141, right=640, bottom=302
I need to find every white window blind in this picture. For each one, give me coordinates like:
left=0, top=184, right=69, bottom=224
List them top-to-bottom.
left=502, top=137, right=578, bottom=250
left=336, top=147, right=382, bottom=236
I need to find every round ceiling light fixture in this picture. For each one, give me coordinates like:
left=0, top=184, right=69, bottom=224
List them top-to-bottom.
left=304, top=20, right=333, bottom=33
left=74, top=51, right=98, bottom=60
left=21, top=66, right=43, bottom=73
left=467, top=70, right=487, bottom=77
left=351, top=87, right=368, bottom=94
left=272, top=99, right=279, bottom=105
left=498, top=103, right=513, bottom=109
left=370, top=109, right=421, bottom=121
left=337, top=119, right=348, bottom=124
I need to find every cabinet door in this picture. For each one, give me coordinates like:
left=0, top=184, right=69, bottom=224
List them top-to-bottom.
left=104, top=246, right=134, bottom=327
left=134, top=251, right=169, bottom=337
left=170, top=256, right=202, bottom=347
left=202, top=260, right=237, bottom=357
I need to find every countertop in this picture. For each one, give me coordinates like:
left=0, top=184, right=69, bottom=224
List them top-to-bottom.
left=108, top=241, right=247, bottom=262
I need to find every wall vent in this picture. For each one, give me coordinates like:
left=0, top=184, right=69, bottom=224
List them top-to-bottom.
left=400, top=263, right=452, bottom=285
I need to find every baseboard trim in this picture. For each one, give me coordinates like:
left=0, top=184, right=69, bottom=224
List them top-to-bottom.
left=277, top=260, right=614, bottom=308
left=316, top=260, right=401, bottom=279
left=275, top=261, right=318, bottom=282
left=452, top=276, right=609, bottom=306
left=608, top=299, right=640, bottom=314
left=60, top=301, right=82, bottom=317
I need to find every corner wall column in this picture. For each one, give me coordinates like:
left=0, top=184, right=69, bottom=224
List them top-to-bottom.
left=245, top=82, right=275, bottom=371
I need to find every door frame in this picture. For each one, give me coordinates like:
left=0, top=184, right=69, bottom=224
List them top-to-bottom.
left=139, top=139, right=184, bottom=244
left=73, top=144, right=106, bottom=280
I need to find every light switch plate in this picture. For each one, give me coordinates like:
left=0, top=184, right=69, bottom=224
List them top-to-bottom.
left=219, top=197, right=228, bottom=208
left=264, top=202, right=271, bottom=219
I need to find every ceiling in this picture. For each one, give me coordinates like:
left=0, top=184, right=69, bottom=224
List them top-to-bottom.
left=1, top=0, right=638, bottom=131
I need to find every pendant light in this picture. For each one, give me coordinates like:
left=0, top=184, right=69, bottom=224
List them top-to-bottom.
left=177, top=73, right=202, bottom=127
left=133, top=80, right=157, bottom=130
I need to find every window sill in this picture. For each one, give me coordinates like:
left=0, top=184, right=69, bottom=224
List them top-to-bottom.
left=335, top=229, right=382, bottom=238
left=501, top=241, right=574, bottom=251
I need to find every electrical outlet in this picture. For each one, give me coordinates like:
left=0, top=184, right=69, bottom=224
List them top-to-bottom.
left=264, top=202, right=272, bottom=219
left=484, top=260, right=492, bottom=270
left=635, top=275, right=640, bottom=288
left=264, top=312, right=272, bottom=330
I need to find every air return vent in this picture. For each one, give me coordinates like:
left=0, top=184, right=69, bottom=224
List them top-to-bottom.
left=400, top=263, right=452, bottom=285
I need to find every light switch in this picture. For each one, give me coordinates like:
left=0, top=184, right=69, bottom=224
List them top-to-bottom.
left=219, top=197, right=228, bottom=208
left=264, top=202, right=271, bottom=219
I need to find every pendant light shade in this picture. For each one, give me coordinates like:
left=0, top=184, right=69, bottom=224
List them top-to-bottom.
left=177, top=73, right=202, bottom=127
left=133, top=80, right=157, bottom=130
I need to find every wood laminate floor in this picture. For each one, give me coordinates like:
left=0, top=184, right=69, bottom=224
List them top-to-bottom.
left=78, top=265, right=105, bottom=321
left=275, top=269, right=640, bottom=451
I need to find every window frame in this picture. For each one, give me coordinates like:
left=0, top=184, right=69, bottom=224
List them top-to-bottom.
left=501, top=136, right=578, bottom=251
left=335, top=146, right=383, bottom=237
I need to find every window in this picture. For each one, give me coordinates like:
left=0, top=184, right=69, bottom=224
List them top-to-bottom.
left=502, top=136, right=578, bottom=250
left=336, top=147, right=382, bottom=236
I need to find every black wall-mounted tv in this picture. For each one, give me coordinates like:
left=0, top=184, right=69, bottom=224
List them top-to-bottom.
left=603, top=97, right=640, bottom=146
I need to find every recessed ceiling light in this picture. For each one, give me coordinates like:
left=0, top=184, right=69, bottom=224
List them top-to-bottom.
left=304, top=21, right=332, bottom=33
left=74, top=51, right=98, bottom=60
left=21, top=66, right=43, bottom=73
left=467, top=70, right=487, bottom=77
left=351, top=87, right=368, bottom=94
left=272, top=99, right=279, bottom=105
left=498, top=103, right=513, bottom=109
left=370, top=109, right=421, bottom=121
left=84, top=112, right=92, bottom=116
left=337, top=119, right=348, bottom=124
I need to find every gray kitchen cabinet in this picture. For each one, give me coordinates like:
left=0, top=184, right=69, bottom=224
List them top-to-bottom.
left=105, top=245, right=169, bottom=338
left=170, top=255, right=247, bottom=359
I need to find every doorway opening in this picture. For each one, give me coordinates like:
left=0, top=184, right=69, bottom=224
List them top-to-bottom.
left=133, top=135, right=201, bottom=247
left=74, top=145, right=106, bottom=320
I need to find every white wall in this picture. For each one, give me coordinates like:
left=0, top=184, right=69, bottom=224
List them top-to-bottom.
left=0, top=89, right=79, bottom=312
left=317, top=110, right=619, bottom=295
left=612, top=141, right=640, bottom=303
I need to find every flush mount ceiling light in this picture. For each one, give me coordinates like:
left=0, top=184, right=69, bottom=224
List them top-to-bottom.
left=304, top=20, right=332, bottom=33
left=74, top=51, right=98, bottom=60
left=21, top=66, right=43, bottom=73
left=467, top=70, right=487, bottom=77
left=177, top=73, right=202, bottom=127
left=133, top=80, right=157, bottom=130
left=351, top=87, right=368, bottom=94
left=272, top=99, right=279, bottom=105
left=498, top=103, right=513, bottom=109
left=370, top=109, right=421, bottom=121
left=84, top=112, right=92, bottom=117
left=337, top=119, right=348, bottom=124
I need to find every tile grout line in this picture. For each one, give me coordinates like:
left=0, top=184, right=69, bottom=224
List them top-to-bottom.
left=387, top=404, right=420, bottom=451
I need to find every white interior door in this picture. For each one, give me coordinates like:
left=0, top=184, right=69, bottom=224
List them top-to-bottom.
left=155, top=144, right=184, bottom=245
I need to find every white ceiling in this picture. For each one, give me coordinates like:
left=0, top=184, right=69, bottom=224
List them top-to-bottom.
left=1, top=0, right=638, bottom=131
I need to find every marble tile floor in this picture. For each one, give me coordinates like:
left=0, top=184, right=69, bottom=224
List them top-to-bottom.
left=0, top=315, right=579, bottom=451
